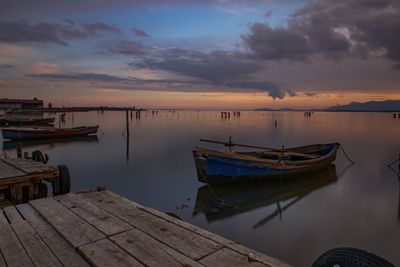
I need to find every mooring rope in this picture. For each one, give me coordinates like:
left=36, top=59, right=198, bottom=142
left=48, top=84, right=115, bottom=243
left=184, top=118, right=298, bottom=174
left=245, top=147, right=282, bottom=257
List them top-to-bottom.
left=98, top=126, right=106, bottom=136
left=339, top=144, right=355, bottom=164
left=387, top=157, right=400, bottom=167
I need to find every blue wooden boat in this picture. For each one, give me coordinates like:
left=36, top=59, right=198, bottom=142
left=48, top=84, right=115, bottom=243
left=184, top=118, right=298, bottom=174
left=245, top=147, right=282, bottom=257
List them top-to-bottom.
left=193, top=142, right=340, bottom=184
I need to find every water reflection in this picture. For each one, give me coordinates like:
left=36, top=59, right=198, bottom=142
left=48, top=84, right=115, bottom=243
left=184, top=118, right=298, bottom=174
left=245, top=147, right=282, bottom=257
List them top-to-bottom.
left=2, top=135, right=99, bottom=150
left=194, top=164, right=337, bottom=225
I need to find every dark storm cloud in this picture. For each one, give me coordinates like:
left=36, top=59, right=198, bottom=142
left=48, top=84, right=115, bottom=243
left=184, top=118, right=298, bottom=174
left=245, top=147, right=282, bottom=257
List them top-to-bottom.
left=243, top=0, right=400, bottom=67
left=0, top=20, right=121, bottom=45
left=131, top=27, right=149, bottom=37
left=108, top=41, right=144, bottom=55
left=133, top=48, right=291, bottom=98
left=135, top=49, right=259, bottom=83
left=223, top=80, right=291, bottom=99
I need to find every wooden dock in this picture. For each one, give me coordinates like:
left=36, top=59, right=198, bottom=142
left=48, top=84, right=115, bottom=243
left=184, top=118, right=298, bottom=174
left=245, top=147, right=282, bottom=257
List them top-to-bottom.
left=0, top=158, right=61, bottom=205
left=0, top=190, right=292, bottom=267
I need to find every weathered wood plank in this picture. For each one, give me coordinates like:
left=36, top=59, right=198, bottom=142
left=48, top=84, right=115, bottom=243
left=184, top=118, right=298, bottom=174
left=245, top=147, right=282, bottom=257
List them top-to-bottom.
left=2, top=158, right=57, bottom=174
left=0, top=159, right=25, bottom=179
left=101, top=190, right=292, bottom=267
left=81, top=191, right=222, bottom=260
left=55, top=193, right=132, bottom=236
left=30, top=197, right=105, bottom=247
left=17, top=203, right=90, bottom=267
left=3, top=206, right=24, bottom=223
left=0, top=212, right=33, bottom=267
left=11, top=220, right=63, bottom=267
left=110, top=228, right=203, bottom=267
left=78, top=239, right=144, bottom=267
left=200, top=248, right=266, bottom=267
left=0, top=252, right=5, bottom=267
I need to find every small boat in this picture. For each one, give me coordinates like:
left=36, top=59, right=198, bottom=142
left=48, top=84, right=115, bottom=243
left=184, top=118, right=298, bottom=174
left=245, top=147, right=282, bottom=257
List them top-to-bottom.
left=0, top=117, right=55, bottom=126
left=2, top=126, right=99, bottom=140
left=193, top=139, right=340, bottom=184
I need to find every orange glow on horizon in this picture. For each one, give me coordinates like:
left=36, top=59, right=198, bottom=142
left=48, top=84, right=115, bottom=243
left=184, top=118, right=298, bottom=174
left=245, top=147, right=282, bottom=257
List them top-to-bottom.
left=40, top=88, right=400, bottom=109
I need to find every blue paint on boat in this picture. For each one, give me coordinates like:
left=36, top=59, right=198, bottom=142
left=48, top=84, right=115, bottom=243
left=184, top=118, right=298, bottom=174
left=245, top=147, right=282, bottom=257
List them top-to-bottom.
left=193, top=142, right=340, bottom=184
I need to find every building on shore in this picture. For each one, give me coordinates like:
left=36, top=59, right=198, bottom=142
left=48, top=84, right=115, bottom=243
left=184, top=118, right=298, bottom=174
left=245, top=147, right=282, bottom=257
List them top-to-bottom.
left=0, top=98, right=44, bottom=109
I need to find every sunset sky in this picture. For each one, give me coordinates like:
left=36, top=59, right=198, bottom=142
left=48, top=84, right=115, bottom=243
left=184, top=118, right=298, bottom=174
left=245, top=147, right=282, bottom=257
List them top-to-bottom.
left=0, top=0, right=399, bottom=109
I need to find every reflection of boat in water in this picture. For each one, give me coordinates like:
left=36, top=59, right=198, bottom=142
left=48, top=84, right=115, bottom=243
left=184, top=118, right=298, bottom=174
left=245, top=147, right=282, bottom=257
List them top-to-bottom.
left=0, top=117, right=55, bottom=126
left=2, top=125, right=98, bottom=140
left=2, top=135, right=99, bottom=150
left=193, top=141, right=339, bottom=184
left=193, top=164, right=337, bottom=225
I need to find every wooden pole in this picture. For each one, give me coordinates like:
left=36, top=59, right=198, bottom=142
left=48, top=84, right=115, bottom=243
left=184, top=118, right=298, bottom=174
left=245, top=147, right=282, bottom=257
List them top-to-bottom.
left=126, top=111, right=130, bottom=161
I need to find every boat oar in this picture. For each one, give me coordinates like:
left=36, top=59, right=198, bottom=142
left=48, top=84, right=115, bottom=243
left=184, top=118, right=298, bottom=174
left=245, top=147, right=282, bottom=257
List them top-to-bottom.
left=200, top=138, right=283, bottom=152
left=199, top=139, right=320, bottom=159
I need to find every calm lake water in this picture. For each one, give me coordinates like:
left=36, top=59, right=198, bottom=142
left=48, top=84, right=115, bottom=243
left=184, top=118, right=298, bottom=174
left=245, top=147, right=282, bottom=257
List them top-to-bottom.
left=2, top=111, right=400, bottom=266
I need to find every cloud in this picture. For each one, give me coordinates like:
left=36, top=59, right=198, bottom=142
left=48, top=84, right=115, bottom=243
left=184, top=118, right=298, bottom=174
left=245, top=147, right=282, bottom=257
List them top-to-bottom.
left=242, top=0, right=400, bottom=67
left=0, top=1, right=282, bottom=17
left=0, top=19, right=121, bottom=45
left=84, top=22, right=121, bottom=35
left=131, top=27, right=149, bottom=37
left=108, top=41, right=144, bottom=55
left=132, top=48, right=293, bottom=98
left=135, top=48, right=260, bottom=83
left=31, top=63, right=60, bottom=74
left=0, top=64, right=13, bottom=69
left=25, top=71, right=203, bottom=85
left=26, top=72, right=131, bottom=82
left=223, top=80, right=293, bottom=99
left=304, top=92, right=318, bottom=97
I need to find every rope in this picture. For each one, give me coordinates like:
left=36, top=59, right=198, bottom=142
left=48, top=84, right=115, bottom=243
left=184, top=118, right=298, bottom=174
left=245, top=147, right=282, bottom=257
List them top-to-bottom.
left=98, top=126, right=106, bottom=136
left=339, top=144, right=354, bottom=164
left=387, top=158, right=400, bottom=167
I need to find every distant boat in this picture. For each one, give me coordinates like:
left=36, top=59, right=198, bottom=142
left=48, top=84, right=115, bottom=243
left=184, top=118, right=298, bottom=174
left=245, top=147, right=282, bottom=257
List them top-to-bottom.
left=0, top=117, right=55, bottom=126
left=2, top=126, right=99, bottom=140
left=193, top=139, right=340, bottom=184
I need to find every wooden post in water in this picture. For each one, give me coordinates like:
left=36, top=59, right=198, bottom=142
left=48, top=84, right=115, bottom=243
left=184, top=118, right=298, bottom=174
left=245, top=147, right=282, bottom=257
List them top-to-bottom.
left=125, top=110, right=130, bottom=161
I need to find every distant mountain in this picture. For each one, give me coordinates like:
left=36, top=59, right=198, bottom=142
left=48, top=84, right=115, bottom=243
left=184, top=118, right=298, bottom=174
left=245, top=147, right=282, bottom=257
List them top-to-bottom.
left=326, top=100, right=400, bottom=111
left=254, top=107, right=273, bottom=111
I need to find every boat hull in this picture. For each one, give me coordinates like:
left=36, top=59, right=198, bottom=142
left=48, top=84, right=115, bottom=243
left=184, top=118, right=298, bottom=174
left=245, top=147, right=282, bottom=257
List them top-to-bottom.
left=0, top=118, right=55, bottom=126
left=2, top=126, right=99, bottom=140
left=193, top=143, right=339, bottom=184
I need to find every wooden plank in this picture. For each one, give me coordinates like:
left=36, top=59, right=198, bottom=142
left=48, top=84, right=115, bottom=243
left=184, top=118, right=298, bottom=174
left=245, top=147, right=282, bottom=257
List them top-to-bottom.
left=2, top=158, right=57, bottom=174
left=0, top=159, right=25, bottom=179
left=80, top=191, right=222, bottom=260
left=101, top=191, right=292, bottom=267
left=55, top=193, right=132, bottom=236
left=30, top=197, right=105, bottom=247
left=17, top=203, right=90, bottom=267
left=3, top=206, right=24, bottom=223
left=0, top=212, right=33, bottom=267
left=11, top=220, right=63, bottom=267
left=110, top=228, right=203, bottom=267
left=78, top=239, right=144, bottom=267
left=200, top=248, right=266, bottom=267
left=0, top=251, right=6, bottom=267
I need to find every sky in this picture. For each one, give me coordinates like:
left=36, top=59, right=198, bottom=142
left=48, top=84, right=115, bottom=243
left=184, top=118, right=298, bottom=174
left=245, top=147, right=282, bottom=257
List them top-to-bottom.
left=0, top=0, right=399, bottom=109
